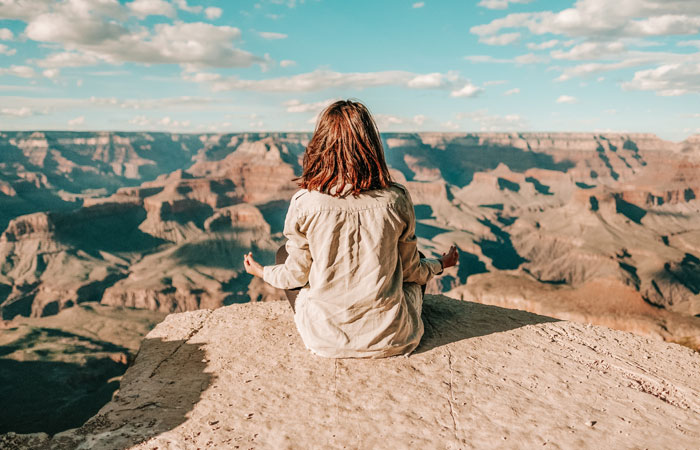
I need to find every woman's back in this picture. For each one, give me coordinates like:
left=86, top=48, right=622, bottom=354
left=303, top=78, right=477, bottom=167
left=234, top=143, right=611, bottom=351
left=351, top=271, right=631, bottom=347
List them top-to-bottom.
left=244, top=99, right=457, bottom=358
left=263, top=182, right=443, bottom=358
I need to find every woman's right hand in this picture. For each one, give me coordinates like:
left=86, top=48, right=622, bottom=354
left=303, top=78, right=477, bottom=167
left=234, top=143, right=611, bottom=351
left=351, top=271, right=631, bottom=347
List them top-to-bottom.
left=439, top=245, right=459, bottom=269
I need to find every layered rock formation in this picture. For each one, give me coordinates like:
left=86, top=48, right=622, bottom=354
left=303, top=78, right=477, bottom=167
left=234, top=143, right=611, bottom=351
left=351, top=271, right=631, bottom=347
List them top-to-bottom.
left=1, top=132, right=699, bottom=350
left=3, top=296, right=698, bottom=449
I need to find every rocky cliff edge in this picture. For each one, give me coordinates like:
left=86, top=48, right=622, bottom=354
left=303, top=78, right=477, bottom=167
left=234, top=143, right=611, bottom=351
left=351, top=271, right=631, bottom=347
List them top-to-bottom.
left=3, top=295, right=700, bottom=449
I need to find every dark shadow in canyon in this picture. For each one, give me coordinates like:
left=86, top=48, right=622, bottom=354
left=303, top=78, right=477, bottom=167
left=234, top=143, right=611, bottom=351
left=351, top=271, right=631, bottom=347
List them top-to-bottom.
left=385, top=138, right=575, bottom=187
left=525, top=176, right=553, bottom=195
left=614, top=195, right=647, bottom=224
left=258, top=199, right=291, bottom=234
left=54, top=206, right=166, bottom=254
left=476, top=218, right=527, bottom=270
left=416, top=221, right=450, bottom=240
left=456, top=250, right=489, bottom=284
left=416, top=295, right=559, bottom=354
left=0, top=327, right=131, bottom=435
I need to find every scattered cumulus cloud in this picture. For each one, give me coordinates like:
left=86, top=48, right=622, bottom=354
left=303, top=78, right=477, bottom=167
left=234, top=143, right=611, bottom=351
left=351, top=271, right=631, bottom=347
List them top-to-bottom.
left=126, top=0, right=175, bottom=19
left=174, top=0, right=202, bottom=14
left=478, top=0, right=531, bottom=10
left=5, top=1, right=264, bottom=70
left=471, top=1, right=700, bottom=39
left=412, top=2, right=425, bottom=8
left=204, top=7, right=222, bottom=20
left=0, top=28, right=13, bottom=40
left=258, top=31, right=288, bottom=40
left=479, top=32, right=520, bottom=46
left=527, top=39, right=559, bottom=50
left=678, top=40, right=700, bottom=49
left=0, top=43, right=16, bottom=55
left=464, top=54, right=545, bottom=64
left=279, top=59, right=296, bottom=68
left=622, top=63, right=700, bottom=96
left=0, top=65, right=36, bottom=78
left=42, top=69, right=59, bottom=78
left=185, top=69, right=482, bottom=98
left=450, top=82, right=484, bottom=98
left=504, top=88, right=520, bottom=95
left=556, top=95, right=578, bottom=104
left=284, top=98, right=336, bottom=113
left=1, top=107, right=34, bottom=117
left=457, top=110, right=527, bottom=131
left=375, top=114, right=427, bottom=129
left=68, top=115, right=85, bottom=126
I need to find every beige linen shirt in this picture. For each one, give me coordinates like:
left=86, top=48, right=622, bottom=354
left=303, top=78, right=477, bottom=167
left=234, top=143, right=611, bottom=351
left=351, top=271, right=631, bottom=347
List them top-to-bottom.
left=263, top=182, right=443, bottom=358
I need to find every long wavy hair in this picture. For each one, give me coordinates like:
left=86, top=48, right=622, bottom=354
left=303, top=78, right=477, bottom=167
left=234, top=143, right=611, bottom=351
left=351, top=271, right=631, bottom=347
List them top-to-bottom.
left=298, top=100, right=393, bottom=196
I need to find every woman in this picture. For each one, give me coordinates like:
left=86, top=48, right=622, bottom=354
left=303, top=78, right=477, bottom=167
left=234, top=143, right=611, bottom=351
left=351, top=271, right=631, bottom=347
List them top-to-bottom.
left=244, top=100, right=458, bottom=358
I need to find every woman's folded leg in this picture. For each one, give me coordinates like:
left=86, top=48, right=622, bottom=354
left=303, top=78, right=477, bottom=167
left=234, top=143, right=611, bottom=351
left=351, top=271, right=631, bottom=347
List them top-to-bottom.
left=276, top=244, right=301, bottom=312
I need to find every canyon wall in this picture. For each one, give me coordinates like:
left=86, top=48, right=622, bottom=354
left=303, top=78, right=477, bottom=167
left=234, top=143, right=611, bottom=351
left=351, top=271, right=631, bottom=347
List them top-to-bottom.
left=1, top=131, right=699, bottom=348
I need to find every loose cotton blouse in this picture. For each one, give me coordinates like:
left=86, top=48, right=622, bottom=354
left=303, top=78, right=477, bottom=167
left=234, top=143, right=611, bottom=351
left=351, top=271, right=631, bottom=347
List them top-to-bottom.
left=263, top=182, right=443, bottom=358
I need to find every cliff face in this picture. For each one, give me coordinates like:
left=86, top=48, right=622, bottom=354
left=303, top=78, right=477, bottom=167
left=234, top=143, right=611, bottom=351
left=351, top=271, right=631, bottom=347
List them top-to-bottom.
left=1, top=132, right=699, bottom=350
left=3, top=296, right=698, bottom=449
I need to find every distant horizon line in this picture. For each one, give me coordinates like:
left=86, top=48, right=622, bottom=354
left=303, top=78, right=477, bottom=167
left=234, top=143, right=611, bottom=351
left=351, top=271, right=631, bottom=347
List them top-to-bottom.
left=1, top=129, right=697, bottom=143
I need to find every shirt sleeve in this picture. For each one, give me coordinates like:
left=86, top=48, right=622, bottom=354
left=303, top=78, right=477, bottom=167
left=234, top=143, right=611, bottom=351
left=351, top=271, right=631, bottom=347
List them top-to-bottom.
left=397, top=186, right=443, bottom=285
left=262, top=197, right=312, bottom=290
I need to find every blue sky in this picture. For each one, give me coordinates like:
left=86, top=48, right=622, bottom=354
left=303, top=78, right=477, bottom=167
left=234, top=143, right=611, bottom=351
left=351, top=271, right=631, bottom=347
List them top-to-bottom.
left=0, top=0, right=698, bottom=141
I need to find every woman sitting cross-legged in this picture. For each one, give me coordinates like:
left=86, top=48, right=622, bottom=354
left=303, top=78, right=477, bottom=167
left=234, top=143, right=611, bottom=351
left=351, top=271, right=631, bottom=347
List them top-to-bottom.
left=243, top=99, right=459, bottom=358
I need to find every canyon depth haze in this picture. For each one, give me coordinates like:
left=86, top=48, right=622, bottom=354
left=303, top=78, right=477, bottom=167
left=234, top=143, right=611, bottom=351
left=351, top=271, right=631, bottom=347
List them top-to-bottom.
left=1, top=130, right=700, bottom=435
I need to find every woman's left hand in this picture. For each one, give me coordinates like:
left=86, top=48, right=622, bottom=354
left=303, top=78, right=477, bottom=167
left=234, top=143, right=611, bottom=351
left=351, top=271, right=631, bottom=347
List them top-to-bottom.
left=244, top=252, right=264, bottom=278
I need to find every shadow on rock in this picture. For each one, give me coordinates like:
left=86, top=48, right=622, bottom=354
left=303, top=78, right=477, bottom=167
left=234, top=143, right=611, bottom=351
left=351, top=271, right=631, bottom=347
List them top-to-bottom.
left=416, top=295, right=559, bottom=353
left=64, top=337, right=214, bottom=449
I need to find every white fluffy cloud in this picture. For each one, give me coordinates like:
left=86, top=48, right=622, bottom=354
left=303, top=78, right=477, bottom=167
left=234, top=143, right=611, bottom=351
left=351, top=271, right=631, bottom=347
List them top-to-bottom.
left=10, top=0, right=263, bottom=70
left=126, top=0, right=175, bottom=19
left=174, top=0, right=202, bottom=14
left=470, top=0, right=700, bottom=96
left=472, top=0, right=700, bottom=39
left=478, top=0, right=531, bottom=10
left=412, top=2, right=425, bottom=8
left=204, top=7, right=222, bottom=20
left=0, top=28, right=13, bottom=40
left=258, top=31, right=288, bottom=40
left=479, top=32, right=520, bottom=46
left=527, top=39, right=559, bottom=50
left=550, top=41, right=626, bottom=60
left=0, top=43, right=16, bottom=55
left=465, top=53, right=546, bottom=64
left=280, top=59, right=296, bottom=67
left=623, top=62, right=700, bottom=96
left=0, top=65, right=36, bottom=78
left=186, top=69, right=483, bottom=98
left=450, top=82, right=484, bottom=98
left=504, top=88, right=520, bottom=95
left=556, top=95, right=578, bottom=104
left=284, top=98, right=336, bottom=113
left=1, top=107, right=34, bottom=117
left=457, top=110, right=527, bottom=131
left=375, top=114, right=427, bottom=129
left=68, top=115, right=85, bottom=126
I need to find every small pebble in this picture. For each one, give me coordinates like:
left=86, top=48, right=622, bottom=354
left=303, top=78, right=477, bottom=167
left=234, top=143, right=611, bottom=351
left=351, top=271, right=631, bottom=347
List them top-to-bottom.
left=586, top=420, right=597, bottom=427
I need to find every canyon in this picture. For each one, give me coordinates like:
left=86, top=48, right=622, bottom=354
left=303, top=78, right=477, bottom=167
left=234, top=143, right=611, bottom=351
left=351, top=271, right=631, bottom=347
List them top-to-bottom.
left=1, top=130, right=699, bottom=436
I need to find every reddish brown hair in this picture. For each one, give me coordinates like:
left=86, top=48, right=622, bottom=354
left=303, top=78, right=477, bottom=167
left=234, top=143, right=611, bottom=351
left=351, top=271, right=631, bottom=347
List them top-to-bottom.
left=298, top=100, right=393, bottom=196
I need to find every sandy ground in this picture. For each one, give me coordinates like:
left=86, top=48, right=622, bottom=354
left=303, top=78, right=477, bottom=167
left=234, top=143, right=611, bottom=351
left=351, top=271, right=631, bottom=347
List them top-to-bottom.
left=3, top=294, right=699, bottom=449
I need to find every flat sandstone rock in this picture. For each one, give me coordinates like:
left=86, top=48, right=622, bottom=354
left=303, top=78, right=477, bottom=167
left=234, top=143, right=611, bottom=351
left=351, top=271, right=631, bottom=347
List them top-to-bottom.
left=5, top=295, right=700, bottom=449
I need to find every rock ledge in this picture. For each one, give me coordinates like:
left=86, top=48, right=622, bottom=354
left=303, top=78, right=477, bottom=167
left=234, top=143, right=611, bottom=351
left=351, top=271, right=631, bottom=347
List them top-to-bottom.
left=4, top=295, right=700, bottom=449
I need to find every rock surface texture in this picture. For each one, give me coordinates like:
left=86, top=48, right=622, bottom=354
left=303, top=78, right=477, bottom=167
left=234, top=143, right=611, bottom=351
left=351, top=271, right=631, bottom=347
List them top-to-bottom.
left=5, top=295, right=699, bottom=449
